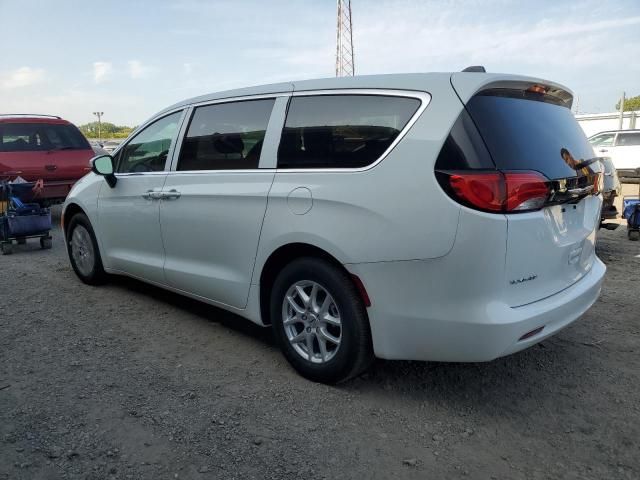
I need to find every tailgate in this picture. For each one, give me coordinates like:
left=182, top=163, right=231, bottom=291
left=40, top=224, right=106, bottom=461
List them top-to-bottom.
left=450, top=74, right=603, bottom=306
left=505, top=195, right=600, bottom=306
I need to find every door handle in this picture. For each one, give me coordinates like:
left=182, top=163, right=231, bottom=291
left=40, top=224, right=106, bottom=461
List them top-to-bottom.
left=599, top=149, right=608, bottom=153
left=45, top=164, right=57, bottom=171
left=162, top=189, right=181, bottom=200
left=142, top=190, right=163, bottom=200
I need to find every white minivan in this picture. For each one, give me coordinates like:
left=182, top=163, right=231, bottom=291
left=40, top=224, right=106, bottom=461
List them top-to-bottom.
left=63, top=72, right=606, bottom=383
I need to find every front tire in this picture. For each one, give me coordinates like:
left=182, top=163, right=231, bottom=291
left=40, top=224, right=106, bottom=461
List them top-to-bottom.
left=66, top=213, right=107, bottom=285
left=270, top=257, right=373, bottom=383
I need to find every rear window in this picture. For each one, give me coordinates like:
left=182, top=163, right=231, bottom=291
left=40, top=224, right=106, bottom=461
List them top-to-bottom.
left=466, top=91, right=600, bottom=180
left=278, top=95, right=421, bottom=169
left=0, top=122, right=90, bottom=152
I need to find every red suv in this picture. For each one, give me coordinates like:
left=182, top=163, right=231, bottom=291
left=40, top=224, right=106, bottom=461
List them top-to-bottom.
left=0, top=114, right=94, bottom=205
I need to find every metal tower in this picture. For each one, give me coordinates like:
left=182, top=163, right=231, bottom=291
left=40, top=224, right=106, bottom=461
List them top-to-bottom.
left=336, top=0, right=354, bottom=77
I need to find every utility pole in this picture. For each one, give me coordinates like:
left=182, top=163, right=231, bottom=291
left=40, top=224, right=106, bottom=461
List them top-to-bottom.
left=336, top=0, right=354, bottom=77
left=618, top=92, right=625, bottom=130
left=93, top=111, right=104, bottom=143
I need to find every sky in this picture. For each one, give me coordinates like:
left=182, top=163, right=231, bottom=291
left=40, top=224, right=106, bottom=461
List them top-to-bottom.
left=1, top=0, right=639, bottom=126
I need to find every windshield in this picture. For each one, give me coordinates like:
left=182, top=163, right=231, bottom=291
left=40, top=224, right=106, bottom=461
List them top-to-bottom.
left=0, top=122, right=91, bottom=152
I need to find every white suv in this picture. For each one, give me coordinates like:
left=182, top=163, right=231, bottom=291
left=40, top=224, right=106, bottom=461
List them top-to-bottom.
left=63, top=72, right=606, bottom=383
left=589, top=129, right=640, bottom=176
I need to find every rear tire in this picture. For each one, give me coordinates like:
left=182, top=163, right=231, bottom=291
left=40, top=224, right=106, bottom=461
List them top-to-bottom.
left=66, top=213, right=107, bottom=285
left=629, top=230, right=640, bottom=241
left=40, top=236, right=52, bottom=250
left=1, top=242, right=12, bottom=255
left=270, top=257, right=373, bottom=384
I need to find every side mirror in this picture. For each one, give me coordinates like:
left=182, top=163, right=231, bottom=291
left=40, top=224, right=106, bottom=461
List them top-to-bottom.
left=91, top=155, right=117, bottom=188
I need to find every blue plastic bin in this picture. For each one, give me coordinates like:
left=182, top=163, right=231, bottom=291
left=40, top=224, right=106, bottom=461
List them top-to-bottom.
left=623, top=197, right=640, bottom=228
left=6, top=211, right=51, bottom=237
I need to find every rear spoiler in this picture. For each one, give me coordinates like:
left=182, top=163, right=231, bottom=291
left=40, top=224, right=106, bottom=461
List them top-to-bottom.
left=450, top=73, right=574, bottom=109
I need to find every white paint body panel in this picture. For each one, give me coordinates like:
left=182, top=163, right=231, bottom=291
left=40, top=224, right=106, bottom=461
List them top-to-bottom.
left=64, top=72, right=606, bottom=363
left=607, top=144, right=640, bottom=170
left=160, top=171, right=274, bottom=309
left=97, top=174, right=167, bottom=282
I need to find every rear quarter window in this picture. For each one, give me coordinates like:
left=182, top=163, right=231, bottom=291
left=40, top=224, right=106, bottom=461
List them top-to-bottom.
left=278, top=94, right=421, bottom=169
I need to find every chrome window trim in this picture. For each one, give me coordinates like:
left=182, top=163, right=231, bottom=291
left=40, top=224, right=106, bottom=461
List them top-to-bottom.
left=277, top=88, right=431, bottom=173
left=119, top=89, right=431, bottom=176
left=189, top=92, right=289, bottom=109
left=113, top=107, right=187, bottom=177
left=165, top=169, right=275, bottom=176
left=115, top=171, right=168, bottom=177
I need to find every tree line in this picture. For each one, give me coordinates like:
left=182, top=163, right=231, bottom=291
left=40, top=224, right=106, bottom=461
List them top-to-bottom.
left=616, top=95, right=640, bottom=112
left=78, top=121, right=136, bottom=139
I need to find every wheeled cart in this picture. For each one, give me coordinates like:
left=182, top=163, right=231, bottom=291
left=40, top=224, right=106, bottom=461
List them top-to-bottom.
left=0, top=181, right=52, bottom=255
left=623, top=194, right=640, bottom=241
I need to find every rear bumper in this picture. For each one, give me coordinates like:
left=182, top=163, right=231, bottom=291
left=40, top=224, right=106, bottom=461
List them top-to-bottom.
left=347, top=257, right=605, bottom=362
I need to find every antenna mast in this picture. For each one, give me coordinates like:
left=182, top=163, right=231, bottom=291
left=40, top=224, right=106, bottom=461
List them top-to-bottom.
left=336, top=0, right=354, bottom=77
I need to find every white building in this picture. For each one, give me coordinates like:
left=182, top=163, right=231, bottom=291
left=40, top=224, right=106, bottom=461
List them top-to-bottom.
left=576, top=111, right=638, bottom=137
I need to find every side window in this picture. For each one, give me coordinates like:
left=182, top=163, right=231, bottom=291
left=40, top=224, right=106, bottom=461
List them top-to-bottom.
left=277, top=95, right=421, bottom=169
left=177, top=98, right=274, bottom=171
left=116, top=111, right=182, bottom=173
left=0, top=123, right=44, bottom=151
left=616, top=132, right=640, bottom=146
left=589, top=133, right=614, bottom=147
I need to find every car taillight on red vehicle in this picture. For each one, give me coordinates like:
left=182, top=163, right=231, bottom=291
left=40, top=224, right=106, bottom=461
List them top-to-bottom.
left=443, top=170, right=551, bottom=213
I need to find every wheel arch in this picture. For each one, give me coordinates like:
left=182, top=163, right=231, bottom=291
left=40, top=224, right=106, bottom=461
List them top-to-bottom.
left=62, top=202, right=87, bottom=238
left=258, top=242, right=369, bottom=326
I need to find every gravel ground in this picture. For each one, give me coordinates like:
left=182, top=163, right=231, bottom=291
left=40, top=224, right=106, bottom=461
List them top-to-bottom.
left=1, top=207, right=639, bottom=479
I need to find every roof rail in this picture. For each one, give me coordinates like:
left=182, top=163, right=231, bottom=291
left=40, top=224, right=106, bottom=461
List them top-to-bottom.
left=462, top=66, right=486, bottom=73
left=0, top=113, right=62, bottom=119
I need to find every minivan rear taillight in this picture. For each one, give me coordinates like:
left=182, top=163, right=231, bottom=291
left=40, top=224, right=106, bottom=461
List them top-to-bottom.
left=443, top=170, right=551, bottom=213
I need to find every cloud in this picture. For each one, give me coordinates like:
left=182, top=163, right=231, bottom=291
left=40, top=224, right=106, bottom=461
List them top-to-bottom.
left=353, top=6, right=640, bottom=73
left=128, top=60, right=152, bottom=79
left=93, top=62, right=112, bottom=83
left=0, top=66, right=45, bottom=89
left=0, top=87, right=148, bottom=126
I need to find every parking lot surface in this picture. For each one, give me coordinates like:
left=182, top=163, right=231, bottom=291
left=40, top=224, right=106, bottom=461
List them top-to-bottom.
left=1, top=208, right=639, bottom=479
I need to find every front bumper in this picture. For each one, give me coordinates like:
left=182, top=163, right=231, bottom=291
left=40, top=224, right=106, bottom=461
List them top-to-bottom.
left=347, top=257, right=605, bottom=362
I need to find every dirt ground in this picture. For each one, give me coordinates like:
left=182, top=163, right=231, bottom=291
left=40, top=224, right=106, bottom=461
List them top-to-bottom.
left=1, top=206, right=639, bottom=480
